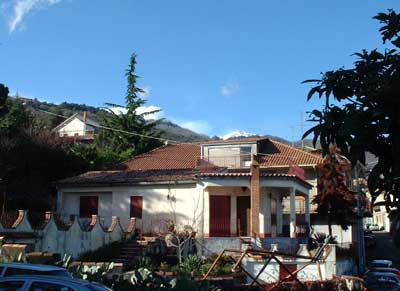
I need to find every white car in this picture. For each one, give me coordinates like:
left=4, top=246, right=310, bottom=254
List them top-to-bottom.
left=368, top=224, right=382, bottom=231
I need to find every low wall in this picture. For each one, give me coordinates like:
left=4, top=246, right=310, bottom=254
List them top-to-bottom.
left=0, top=210, right=135, bottom=258
left=200, top=237, right=241, bottom=256
left=201, top=237, right=306, bottom=256
left=241, top=244, right=337, bottom=283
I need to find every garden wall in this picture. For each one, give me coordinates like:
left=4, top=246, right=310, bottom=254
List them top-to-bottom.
left=0, top=210, right=135, bottom=258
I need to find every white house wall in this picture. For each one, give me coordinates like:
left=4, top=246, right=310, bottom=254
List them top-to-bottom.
left=57, top=117, right=95, bottom=137
left=58, top=183, right=204, bottom=235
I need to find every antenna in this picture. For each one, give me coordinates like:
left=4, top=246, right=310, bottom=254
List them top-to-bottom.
left=289, top=111, right=306, bottom=149
left=300, top=111, right=304, bottom=149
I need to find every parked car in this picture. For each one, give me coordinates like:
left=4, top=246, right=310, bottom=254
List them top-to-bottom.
left=368, top=224, right=381, bottom=231
left=364, top=229, right=373, bottom=235
left=365, top=235, right=377, bottom=248
left=370, top=260, right=393, bottom=268
left=0, top=263, right=70, bottom=278
left=367, top=267, right=400, bottom=278
left=364, top=272, right=400, bottom=291
left=0, top=275, right=112, bottom=291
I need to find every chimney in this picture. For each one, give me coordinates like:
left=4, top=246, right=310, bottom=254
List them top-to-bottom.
left=250, top=155, right=261, bottom=237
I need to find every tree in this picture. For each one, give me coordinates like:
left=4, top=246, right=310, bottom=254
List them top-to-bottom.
left=303, top=10, right=400, bottom=241
left=98, top=54, right=162, bottom=158
left=0, top=83, right=89, bottom=212
left=0, top=84, right=29, bottom=136
left=313, top=145, right=357, bottom=235
left=164, top=220, right=197, bottom=264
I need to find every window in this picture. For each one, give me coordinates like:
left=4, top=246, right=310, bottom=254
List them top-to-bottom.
left=240, top=146, right=252, bottom=167
left=79, top=196, right=98, bottom=218
left=130, top=196, right=143, bottom=219
left=0, top=281, right=25, bottom=291
left=29, top=282, right=74, bottom=291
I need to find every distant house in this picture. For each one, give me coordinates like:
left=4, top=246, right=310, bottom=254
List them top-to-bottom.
left=52, top=112, right=99, bottom=142
left=56, top=137, right=355, bottom=252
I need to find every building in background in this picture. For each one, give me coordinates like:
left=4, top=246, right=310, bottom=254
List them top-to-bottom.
left=52, top=112, right=99, bottom=142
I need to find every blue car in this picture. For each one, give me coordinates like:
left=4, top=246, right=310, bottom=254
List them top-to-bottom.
left=0, top=264, right=70, bottom=278
left=0, top=275, right=112, bottom=291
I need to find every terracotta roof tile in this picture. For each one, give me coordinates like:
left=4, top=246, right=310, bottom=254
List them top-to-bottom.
left=121, top=138, right=321, bottom=171
left=58, top=139, right=322, bottom=186
left=259, top=140, right=323, bottom=167
left=121, top=143, right=201, bottom=171
left=58, top=169, right=198, bottom=186
left=197, top=172, right=312, bottom=188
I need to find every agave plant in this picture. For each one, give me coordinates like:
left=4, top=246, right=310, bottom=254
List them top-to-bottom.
left=55, top=254, right=72, bottom=268
left=180, top=255, right=203, bottom=275
left=70, top=262, right=118, bottom=287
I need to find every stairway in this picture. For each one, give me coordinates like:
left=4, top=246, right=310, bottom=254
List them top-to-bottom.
left=113, top=237, right=156, bottom=265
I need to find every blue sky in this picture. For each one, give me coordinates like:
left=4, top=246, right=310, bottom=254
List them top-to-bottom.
left=0, top=0, right=398, bottom=140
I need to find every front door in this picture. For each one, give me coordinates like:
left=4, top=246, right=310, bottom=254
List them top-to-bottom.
left=209, top=196, right=231, bottom=237
left=237, top=196, right=250, bottom=236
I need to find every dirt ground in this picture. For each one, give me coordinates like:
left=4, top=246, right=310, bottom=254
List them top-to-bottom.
left=365, top=231, right=400, bottom=268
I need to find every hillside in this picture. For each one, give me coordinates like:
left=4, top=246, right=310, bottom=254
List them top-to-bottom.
left=20, top=97, right=317, bottom=147
left=20, top=97, right=211, bottom=142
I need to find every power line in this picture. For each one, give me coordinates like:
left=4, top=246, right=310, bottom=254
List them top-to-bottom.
left=30, top=107, right=318, bottom=166
left=32, top=108, right=182, bottom=144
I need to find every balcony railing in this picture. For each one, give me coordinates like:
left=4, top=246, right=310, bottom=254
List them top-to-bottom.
left=197, top=154, right=253, bottom=170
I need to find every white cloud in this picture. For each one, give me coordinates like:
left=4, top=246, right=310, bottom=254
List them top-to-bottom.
left=2, top=0, right=63, bottom=32
left=221, top=82, right=239, bottom=97
left=138, top=86, right=151, bottom=98
left=107, top=105, right=163, bottom=121
left=136, top=105, right=163, bottom=120
left=175, top=119, right=212, bottom=134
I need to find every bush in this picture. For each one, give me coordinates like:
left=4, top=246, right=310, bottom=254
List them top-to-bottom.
left=180, top=255, right=203, bottom=275
left=201, top=255, right=232, bottom=277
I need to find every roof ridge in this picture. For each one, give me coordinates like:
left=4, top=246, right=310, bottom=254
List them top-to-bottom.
left=52, top=113, right=78, bottom=131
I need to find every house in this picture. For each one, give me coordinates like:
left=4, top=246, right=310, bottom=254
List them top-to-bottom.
left=53, top=112, right=99, bottom=141
left=56, top=137, right=351, bottom=252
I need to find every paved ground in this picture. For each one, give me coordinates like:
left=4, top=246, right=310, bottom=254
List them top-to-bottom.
left=365, top=231, right=400, bottom=268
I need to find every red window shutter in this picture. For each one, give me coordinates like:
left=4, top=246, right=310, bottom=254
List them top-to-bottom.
left=79, top=196, right=98, bottom=218
left=130, top=196, right=143, bottom=219
left=209, top=196, right=231, bottom=237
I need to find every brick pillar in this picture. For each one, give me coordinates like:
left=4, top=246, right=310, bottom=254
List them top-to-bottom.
left=250, top=156, right=260, bottom=237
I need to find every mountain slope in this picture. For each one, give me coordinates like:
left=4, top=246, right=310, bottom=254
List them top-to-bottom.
left=19, top=97, right=317, bottom=147
left=20, top=97, right=210, bottom=142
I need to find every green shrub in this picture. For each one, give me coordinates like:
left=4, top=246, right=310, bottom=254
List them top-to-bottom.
left=180, top=255, right=203, bottom=275
left=201, top=255, right=232, bottom=276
